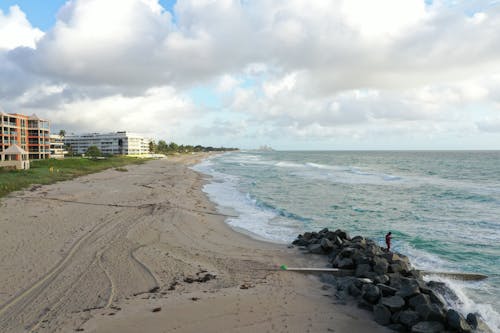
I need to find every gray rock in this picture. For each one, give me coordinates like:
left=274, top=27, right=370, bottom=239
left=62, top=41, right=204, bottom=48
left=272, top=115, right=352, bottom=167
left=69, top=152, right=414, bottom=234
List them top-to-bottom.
left=335, top=229, right=350, bottom=240
left=302, top=232, right=313, bottom=241
left=334, top=235, right=344, bottom=246
left=351, top=235, right=364, bottom=242
left=291, top=238, right=309, bottom=246
left=320, top=238, right=334, bottom=251
left=308, top=243, right=324, bottom=254
left=339, top=247, right=357, bottom=258
left=382, top=252, right=401, bottom=262
left=353, top=254, right=371, bottom=265
left=336, top=257, right=355, bottom=269
left=374, top=257, right=389, bottom=275
left=394, top=259, right=411, bottom=272
left=390, top=263, right=404, bottom=274
left=355, top=264, right=372, bottom=277
left=408, top=269, right=423, bottom=280
left=364, top=271, right=380, bottom=281
left=388, top=273, right=402, bottom=289
left=374, top=274, right=390, bottom=285
left=397, top=278, right=421, bottom=299
left=428, top=281, right=460, bottom=304
left=348, top=283, right=362, bottom=297
left=377, top=283, right=398, bottom=297
left=362, top=284, right=381, bottom=304
left=427, top=290, right=447, bottom=308
left=409, top=293, right=431, bottom=309
left=381, top=296, right=406, bottom=312
left=358, top=299, right=374, bottom=311
left=416, top=303, right=445, bottom=323
left=373, top=304, right=392, bottom=326
left=446, top=309, right=472, bottom=333
left=399, top=310, right=420, bottom=328
left=391, top=311, right=402, bottom=324
left=466, top=313, right=493, bottom=333
left=411, top=321, right=445, bottom=333
left=388, top=323, right=406, bottom=332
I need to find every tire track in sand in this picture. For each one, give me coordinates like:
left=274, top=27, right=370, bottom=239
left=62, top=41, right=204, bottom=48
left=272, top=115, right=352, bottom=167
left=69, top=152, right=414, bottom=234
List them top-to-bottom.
left=0, top=213, right=126, bottom=331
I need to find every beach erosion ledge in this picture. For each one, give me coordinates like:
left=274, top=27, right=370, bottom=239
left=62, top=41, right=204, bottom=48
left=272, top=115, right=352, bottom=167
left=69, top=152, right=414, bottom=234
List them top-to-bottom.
left=291, top=228, right=492, bottom=333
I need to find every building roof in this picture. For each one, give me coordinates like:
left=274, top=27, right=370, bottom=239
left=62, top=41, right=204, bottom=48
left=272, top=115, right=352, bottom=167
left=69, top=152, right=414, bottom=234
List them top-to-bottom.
left=2, top=144, right=28, bottom=155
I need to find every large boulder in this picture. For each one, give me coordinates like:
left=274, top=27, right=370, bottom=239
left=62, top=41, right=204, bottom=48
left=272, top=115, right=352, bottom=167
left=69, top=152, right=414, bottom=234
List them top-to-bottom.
left=335, top=229, right=350, bottom=240
left=302, top=232, right=313, bottom=241
left=351, top=235, right=364, bottom=243
left=292, top=238, right=309, bottom=246
left=320, top=238, right=334, bottom=252
left=308, top=243, right=324, bottom=254
left=339, top=247, right=357, bottom=258
left=352, top=252, right=371, bottom=265
left=334, top=257, right=355, bottom=269
left=373, top=257, right=389, bottom=275
left=355, top=264, right=372, bottom=278
left=388, top=273, right=403, bottom=289
left=373, top=274, right=389, bottom=285
left=397, top=278, right=421, bottom=299
left=427, top=281, right=459, bottom=304
left=348, top=283, right=362, bottom=297
left=377, top=283, right=398, bottom=297
left=362, top=284, right=381, bottom=304
left=426, top=290, right=447, bottom=308
left=409, top=293, right=431, bottom=309
left=381, top=296, right=406, bottom=312
left=358, top=299, right=374, bottom=311
left=416, top=303, right=445, bottom=323
left=373, top=304, right=392, bottom=326
left=446, top=309, right=472, bottom=333
left=399, top=310, right=420, bottom=328
left=466, top=313, right=493, bottom=333
left=411, top=321, right=445, bottom=333
left=388, top=323, right=406, bottom=332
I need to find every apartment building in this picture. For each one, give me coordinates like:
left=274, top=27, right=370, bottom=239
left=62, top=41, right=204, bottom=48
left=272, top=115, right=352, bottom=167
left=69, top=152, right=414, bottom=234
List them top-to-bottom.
left=0, top=111, right=50, bottom=169
left=63, top=131, right=149, bottom=156
left=49, top=134, right=67, bottom=159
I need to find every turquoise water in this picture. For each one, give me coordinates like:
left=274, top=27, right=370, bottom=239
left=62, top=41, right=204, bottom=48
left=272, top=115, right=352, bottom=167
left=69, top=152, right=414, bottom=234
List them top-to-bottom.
left=193, top=151, right=500, bottom=330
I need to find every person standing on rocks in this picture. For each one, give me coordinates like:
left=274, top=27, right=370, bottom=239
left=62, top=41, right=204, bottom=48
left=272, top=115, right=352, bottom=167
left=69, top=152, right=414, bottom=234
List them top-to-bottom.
left=385, top=232, right=392, bottom=252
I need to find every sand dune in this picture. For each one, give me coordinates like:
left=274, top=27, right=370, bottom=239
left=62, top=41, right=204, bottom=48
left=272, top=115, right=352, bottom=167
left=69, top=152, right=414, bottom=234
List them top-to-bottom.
left=0, top=154, right=388, bottom=332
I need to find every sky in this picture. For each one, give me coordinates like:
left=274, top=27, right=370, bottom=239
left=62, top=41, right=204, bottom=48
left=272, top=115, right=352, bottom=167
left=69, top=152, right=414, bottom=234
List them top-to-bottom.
left=1, top=0, right=500, bottom=150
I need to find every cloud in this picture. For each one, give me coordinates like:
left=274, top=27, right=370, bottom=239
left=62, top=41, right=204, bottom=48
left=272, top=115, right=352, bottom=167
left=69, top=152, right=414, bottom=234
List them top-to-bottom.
left=1, top=0, right=500, bottom=148
left=0, top=6, right=43, bottom=50
left=15, top=86, right=199, bottom=139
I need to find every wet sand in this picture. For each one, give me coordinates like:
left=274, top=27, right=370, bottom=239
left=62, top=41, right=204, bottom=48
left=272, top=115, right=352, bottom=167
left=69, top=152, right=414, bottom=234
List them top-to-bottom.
left=0, top=154, right=389, bottom=332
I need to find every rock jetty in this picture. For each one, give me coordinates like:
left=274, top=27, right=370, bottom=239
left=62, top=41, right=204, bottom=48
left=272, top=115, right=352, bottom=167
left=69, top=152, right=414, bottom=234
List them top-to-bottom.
left=291, top=228, right=491, bottom=333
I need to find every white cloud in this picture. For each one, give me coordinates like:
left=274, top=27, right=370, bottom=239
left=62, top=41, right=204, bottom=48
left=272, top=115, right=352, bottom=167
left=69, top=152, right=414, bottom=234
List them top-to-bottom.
left=1, top=0, right=500, bottom=148
left=340, top=0, right=428, bottom=39
left=0, top=5, right=43, bottom=50
left=16, top=86, right=199, bottom=140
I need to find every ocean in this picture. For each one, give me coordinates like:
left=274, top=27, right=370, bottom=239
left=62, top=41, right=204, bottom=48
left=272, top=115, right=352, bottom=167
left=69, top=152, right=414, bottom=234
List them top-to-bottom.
left=192, top=150, right=500, bottom=330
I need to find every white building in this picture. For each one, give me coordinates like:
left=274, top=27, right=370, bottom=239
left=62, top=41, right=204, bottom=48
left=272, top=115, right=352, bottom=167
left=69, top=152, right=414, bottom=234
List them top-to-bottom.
left=63, top=131, right=150, bottom=156
left=49, top=134, right=67, bottom=159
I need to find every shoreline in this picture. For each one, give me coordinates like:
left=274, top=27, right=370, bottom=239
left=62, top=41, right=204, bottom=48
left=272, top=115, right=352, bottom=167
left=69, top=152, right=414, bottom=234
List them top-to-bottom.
left=0, top=153, right=388, bottom=332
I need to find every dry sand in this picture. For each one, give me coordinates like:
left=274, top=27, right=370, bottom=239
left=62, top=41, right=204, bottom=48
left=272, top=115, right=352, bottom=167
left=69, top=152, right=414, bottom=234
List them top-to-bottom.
left=0, top=154, right=390, bottom=333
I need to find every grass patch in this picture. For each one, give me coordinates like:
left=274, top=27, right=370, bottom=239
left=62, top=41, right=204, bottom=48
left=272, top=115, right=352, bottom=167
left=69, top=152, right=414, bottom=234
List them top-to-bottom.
left=0, top=156, right=148, bottom=198
left=114, top=167, right=128, bottom=172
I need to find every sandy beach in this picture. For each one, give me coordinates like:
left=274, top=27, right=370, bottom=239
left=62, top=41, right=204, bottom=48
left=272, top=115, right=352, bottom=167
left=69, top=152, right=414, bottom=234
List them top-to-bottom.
left=0, top=154, right=389, bottom=333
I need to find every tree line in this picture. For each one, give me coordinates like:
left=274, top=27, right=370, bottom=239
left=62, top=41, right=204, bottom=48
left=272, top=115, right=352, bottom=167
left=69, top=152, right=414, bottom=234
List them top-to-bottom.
left=150, top=140, right=238, bottom=154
